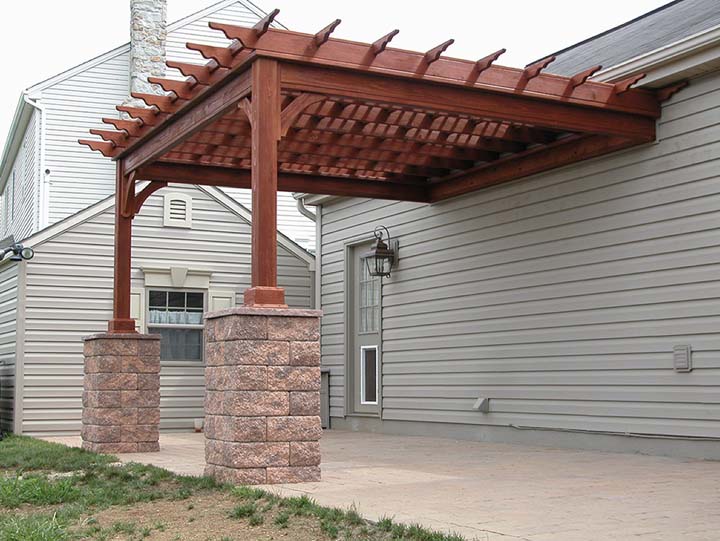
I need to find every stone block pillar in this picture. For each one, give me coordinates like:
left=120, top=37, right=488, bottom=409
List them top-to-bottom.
left=203, top=307, right=322, bottom=485
left=81, top=333, right=161, bottom=453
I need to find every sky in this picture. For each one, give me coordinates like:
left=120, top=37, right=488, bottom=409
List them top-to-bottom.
left=0, top=0, right=672, bottom=152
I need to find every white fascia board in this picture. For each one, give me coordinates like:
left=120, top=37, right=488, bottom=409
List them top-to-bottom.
left=594, top=23, right=720, bottom=85
left=0, top=96, right=33, bottom=193
left=197, top=185, right=315, bottom=266
left=21, top=192, right=118, bottom=248
left=295, top=193, right=339, bottom=206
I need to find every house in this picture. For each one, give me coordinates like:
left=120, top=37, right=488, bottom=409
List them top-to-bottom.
left=0, top=0, right=317, bottom=436
left=0, top=0, right=315, bottom=252
left=299, top=0, right=720, bottom=458
left=0, top=183, right=314, bottom=435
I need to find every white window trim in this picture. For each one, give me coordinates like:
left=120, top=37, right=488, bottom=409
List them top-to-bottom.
left=163, top=192, right=193, bottom=228
left=146, top=288, right=206, bottom=363
left=360, top=345, right=379, bottom=405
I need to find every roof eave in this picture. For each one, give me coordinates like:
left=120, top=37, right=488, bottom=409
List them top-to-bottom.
left=594, top=22, right=720, bottom=86
left=0, top=94, right=33, bottom=193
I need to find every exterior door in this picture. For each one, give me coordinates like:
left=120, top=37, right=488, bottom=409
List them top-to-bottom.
left=350, top=244, right=381, bottom=415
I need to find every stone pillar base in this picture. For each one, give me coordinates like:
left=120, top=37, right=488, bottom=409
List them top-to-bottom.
left=203, top=307, right=322, bottom=484
left=81, top=333, right=161, bottom=453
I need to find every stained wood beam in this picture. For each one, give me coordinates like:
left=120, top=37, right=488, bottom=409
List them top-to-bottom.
left=253, top=8, right=280, bottom=38
left=313, top=19, right=342, bottom=48
left=210, top=23, right=659, bottom=116
left=371, top=29, right=399, bottom=56
left=473, top=49, right=506, bottom=76
left=246, top=57, right=283, bottom=306
left=280, top=63, right=656, bottom=141
left=118, top=67, right=253, bottom=173
left=613, top=73, right=646, bottom=95
left=115, top=106, right=163, bottom=127
left=184, top=126, right=509, bottom=163
left=430, top=134, right=642, bottom=201
left=108, top=161, right=136, bottom=333
left=136, top=161, right=431, bottom=202
left=134, top=181, right=168, bottom=215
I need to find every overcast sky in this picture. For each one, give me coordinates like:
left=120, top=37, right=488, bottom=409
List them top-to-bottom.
left=0, top=0, right=671, bottom=152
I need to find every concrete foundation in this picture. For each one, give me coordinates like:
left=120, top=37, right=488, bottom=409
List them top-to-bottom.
left=203, top=307, right=322, bottom=484
left=81, top=333, right=161, bottom=453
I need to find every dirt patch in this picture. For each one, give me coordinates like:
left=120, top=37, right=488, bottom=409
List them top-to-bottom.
left=86, top=492, right=330, bottom=541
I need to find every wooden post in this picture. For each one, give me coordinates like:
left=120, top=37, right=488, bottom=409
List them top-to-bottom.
left=243, top=58, right=287, bottom=307
left=108, top=161, right=137, bottom=333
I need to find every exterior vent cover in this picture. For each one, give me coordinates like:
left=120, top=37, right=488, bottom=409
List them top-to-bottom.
left=163, top=193, right=192, bottom=228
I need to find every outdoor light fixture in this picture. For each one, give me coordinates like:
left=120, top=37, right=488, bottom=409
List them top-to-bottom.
left=363, top=225, right=397, bottom=278
left=1, top=243, right=34, bottom=262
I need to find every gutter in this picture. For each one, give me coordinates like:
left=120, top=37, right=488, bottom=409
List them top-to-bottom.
left=594, top=22, right=720, bottom=85
left=22, top=94, right=48, bottom=230
left=295, top=194, right=316, bottom=222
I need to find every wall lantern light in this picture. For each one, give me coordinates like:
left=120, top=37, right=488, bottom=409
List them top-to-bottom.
left=363, top=225, right=398, bottom=278
left=2, top=243, right=34, bottom=262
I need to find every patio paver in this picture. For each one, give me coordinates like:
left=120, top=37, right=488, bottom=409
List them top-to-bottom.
left=44, top=430, right=720, bottom=541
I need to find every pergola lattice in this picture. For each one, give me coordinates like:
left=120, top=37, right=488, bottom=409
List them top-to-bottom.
left=79, top=10, right=684, bottom=332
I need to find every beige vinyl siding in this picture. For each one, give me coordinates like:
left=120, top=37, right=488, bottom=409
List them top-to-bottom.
left=35, top=1, right=314, bottom=251
left=320, top=69, right=720, bottom=438
left=0, top=110, right=39, bottom=241
left=21, top=185, right=313, bottom=436
left=0, top=262, right=19, bottom=432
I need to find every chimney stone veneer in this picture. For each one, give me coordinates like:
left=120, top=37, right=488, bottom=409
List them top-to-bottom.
left=126, top=0, right=167, bottom=107
left=203, top=307, right=323, bottom=484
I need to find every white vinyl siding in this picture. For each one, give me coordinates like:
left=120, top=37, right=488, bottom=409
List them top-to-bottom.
left=30, top=1, right=314, bottom=251
left=43, top=53, right=129, bottom=225
left=320, top=69, right=720, bottom=439
left=0, top=111, right=39, bottom=242
left=20, top=185, right=313, bottom=436
left=0, top=262, right=19, bottom=432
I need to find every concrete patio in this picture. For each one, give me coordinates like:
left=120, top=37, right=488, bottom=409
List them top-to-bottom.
left=45, top=430, right=720, bottom=541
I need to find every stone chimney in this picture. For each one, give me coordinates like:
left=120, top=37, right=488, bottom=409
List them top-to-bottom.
left=126, top=0, right=167, bottom=105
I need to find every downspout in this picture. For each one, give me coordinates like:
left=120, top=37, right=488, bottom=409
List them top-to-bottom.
left=22, top=94, right=48, bottom=230
left=295, top=194, right=320, bottom=310
left=296, top=196, right=316, bottom=222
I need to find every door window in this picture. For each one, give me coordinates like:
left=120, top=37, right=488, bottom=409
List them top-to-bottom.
left=359, top=258, right=380, bottom=333
left=360, top=346, right=378, bottom=405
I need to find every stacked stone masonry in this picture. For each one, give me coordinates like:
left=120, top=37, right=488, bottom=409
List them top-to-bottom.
left=204, top=308, right=323, bottom=485
left=81, top=333, right=161, bottom=453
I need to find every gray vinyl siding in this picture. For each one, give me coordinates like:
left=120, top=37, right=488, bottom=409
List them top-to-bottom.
left=32, top=1, right=314, bottom=251
left=320, top=69, right=720, bottom=439
left=0, top=110, right=39, bottom=241
left=20, top=185, right=313, bottom=436
left=0, top=262, right=19, bottom=432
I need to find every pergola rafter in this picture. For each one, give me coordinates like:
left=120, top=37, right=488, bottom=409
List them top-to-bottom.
left=77, top=10, right=685, bottom=332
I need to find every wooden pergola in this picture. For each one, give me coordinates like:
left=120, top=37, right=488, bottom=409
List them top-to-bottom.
left=80, top=10, right=683, bottom=333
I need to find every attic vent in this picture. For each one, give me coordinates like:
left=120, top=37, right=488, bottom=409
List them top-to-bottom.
left=163, top=193, right=192, bottom=228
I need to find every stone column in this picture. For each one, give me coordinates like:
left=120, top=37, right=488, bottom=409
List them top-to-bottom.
left=203, top=307, right=322, bottom=485
left=82, top=333, right=161, bottom=453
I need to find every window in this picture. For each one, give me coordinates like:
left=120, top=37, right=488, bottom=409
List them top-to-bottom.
left=163, top=193, right=193, bottom=228
left=359, top=258, right=380, bottom=333
left=147, top=290, right=204, bottom=362
left=360, top=346, right=378, bottom=405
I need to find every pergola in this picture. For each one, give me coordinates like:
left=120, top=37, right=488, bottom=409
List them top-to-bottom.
left=80, top=10, right=682, bottom=333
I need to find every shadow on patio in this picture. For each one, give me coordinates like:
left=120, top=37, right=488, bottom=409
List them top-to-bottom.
left=44, top=430, right=720, bottom=541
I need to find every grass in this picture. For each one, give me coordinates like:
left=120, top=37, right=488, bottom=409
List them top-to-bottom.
left=0, top=434, right=466, bottom=541
left=0, top=436, right=115, bottom=472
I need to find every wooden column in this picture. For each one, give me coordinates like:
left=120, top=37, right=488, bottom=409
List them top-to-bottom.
left=243, top=58, right=287, bottom=307
left=108, top=161, right=137, bottom=333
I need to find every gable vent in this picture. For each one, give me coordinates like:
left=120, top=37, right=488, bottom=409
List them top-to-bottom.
left=163, top=192, right=192, bottom=228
